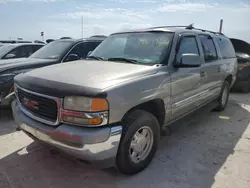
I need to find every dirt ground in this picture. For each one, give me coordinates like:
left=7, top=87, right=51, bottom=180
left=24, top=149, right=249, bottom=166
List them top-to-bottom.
left=0, top=93, right=250, bottom=188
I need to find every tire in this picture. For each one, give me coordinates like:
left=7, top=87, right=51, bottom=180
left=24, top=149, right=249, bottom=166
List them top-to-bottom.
left=214, top=81, right=230, bottom=111
left=116, top=109, right=160, bottom=175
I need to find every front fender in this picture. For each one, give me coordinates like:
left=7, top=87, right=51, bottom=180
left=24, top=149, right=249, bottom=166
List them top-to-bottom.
left=106, top=70, right=171, bottom=124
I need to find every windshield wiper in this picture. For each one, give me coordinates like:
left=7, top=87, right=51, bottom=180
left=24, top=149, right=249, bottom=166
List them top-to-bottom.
left=86, top=56, right=103, bottom=60
left=107, top=57, right=138, bottom=64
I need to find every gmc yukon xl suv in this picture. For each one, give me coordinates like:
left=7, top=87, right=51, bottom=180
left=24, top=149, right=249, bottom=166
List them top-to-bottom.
left=12, top=26, right=237, bottom=175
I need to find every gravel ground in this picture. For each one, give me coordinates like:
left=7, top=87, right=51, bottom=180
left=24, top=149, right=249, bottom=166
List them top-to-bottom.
left=0, top=93, right=250, bottom=188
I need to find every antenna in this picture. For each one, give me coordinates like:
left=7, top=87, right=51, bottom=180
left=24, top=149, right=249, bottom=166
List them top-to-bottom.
left=81, top=14, right=83, bottom=38
left=219, top=19, right=223, bottom=33
left=186, top=23, right=194, bottom=29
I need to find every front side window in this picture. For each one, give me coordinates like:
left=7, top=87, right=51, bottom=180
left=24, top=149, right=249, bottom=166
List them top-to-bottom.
left=90, top=32, right=174, bottom=65
left=199, top=35, right=218, bottom=62
left=176, top=36, right=199, bottom=62
left=30, top=40, right=73, bottom=59
left=66, top=42, right=101, bottom=60
left=0, top=45, right=16, bottom=58
left=32, top=45, right=43, bottom=53
left=3, top=46, right=22, bottom=58
left=19, top=46, right=34, bottom=57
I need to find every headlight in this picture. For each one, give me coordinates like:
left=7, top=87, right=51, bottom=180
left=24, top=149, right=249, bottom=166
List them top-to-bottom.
left=0, top=74, right=15, bottom=83
left=62, top=96, right=109, bottom=126
left=63, top=96, right=108, bottom=112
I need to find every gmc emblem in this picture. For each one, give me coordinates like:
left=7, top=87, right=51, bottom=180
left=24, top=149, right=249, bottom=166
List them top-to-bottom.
left=23, top=97, right=39, bottom=110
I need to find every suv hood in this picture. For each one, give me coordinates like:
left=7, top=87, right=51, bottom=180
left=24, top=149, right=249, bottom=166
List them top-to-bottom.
left=0, top=58, right=57, bottom=74
left=15, top=60, right=158, bottom=97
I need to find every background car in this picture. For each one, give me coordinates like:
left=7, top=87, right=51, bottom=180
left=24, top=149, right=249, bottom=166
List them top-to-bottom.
left=0, top=36, right=106, bottom=106
left=230, top=38, right=250, bottom=92
left=0, top=43, right=44, bottom=60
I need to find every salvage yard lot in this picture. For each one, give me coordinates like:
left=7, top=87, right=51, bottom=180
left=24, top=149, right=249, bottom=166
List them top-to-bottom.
left=1, top=93, right=250, bottom=188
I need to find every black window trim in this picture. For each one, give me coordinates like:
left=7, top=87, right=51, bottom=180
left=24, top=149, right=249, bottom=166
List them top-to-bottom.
left=198, top=34, right=218, bottom=63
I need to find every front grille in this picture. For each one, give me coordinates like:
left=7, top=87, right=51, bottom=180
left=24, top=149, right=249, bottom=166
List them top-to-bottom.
left=17, top=88, right=58, bottom=123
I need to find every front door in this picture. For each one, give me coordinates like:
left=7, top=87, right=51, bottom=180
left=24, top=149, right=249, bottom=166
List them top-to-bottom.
left=170, top=34, right=204, bottom=121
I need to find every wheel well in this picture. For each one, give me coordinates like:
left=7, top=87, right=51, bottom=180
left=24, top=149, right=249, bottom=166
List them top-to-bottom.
left=225, top=75, right=233, bottom=86
left=122, top=99, right=165, bottom=127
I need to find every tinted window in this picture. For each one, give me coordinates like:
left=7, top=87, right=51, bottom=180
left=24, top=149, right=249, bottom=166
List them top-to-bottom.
left=91, top=33, right=173, bottom=65
left=199, top=35, right=218, bottom=62
left=177, top=36, right=199, bottom=62
left=215, top=37, right=236, bottom=59
left=30, top=41, right=73, bottom=59
left=66, top=42, right=101, bottom=60
left=85, top=42, right=101, bottom=55
left=0, top=45, right=16, bottom=58
left=32, top=45, right=43, bottom=53
left=3, top=46, right=22, bottom=58
left=19, top=46, right=34, bottom=57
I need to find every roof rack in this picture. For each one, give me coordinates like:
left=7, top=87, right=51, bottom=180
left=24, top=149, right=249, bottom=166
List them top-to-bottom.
left=150, top=24, right=224, bottom=35
left=150, top=25, right=191, bottom=29
left=186, top=25, right=224, bottom=35
left=90, top=35, right=107, bottom=38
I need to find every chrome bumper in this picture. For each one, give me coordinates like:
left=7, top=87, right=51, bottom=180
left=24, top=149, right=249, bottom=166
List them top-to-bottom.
left=12, top=101, right=122, bottom=166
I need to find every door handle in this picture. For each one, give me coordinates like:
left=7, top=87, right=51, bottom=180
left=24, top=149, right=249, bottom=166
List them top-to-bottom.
left=217, top=67, right=221, bottom=72
left=200, top=71, right=206, bottom=77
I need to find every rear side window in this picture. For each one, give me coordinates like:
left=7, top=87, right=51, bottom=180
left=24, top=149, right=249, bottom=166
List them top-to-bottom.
left=199, top=35, right=218, bottom=62
left=215, top=37, right=236, bottom=59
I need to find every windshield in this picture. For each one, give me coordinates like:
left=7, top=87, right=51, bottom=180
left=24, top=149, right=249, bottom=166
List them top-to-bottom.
left=90, top=32, right=173, bottom=65
left=30, top=40, right=73, bottom=59
left=0, top=45, right=15, bottom=57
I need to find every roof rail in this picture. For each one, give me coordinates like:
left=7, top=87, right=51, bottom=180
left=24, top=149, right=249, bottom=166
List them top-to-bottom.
left=150, top=24, right=224, bottom=35
left=150, top=25, right=190, bottom=29
left=186, top=25, right=224, bottom=35
left=90, top=35, right=107, bottom=38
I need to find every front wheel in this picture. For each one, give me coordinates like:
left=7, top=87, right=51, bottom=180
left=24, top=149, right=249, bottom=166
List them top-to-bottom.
left=214, top=81, right=230, bottom=111
left=116, top=110, right=160, bottom=175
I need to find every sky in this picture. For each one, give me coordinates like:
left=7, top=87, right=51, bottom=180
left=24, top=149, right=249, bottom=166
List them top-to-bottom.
left=0, top=0, right=249, bottom=42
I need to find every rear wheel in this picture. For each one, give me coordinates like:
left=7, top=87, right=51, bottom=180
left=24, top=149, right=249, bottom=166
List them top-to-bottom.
left=214, top=81, right=230, bottom=111
left=116, top=110, right=160, bottom=175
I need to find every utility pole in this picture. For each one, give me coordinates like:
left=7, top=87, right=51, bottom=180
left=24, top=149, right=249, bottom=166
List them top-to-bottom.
left=81, top=14, right=83, bottom=38
left=219, top=19, right=223, bottom=33
left=41, top=31, right=44, bottom=41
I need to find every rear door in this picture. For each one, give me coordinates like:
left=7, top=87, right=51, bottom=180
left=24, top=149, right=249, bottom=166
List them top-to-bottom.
left=170, top=34, right=204, bottom=121
left=197, top=35, right=222, bottom=101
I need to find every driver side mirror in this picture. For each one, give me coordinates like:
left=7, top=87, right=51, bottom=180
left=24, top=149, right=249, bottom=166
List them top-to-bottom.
left=87, top=51, right=92, bottom=57
left=5, top=53, right=16, bottom=59
left=65, top=54, right=79, bottom=62
left=174, top=54, right=201, bottom=68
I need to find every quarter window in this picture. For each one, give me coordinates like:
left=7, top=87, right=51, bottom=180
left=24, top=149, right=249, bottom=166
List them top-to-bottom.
left=199, top=35, right=218, bottom=62
left=177, top=36, right=199, bottom=62
left=215, top=37, right=236, bottom=59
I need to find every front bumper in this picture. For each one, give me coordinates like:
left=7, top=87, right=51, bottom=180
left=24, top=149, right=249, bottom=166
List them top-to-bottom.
left=12, top=100, right=122, bottom=167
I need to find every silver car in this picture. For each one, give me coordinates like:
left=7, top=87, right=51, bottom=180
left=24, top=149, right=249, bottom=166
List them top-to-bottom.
left=12, top=26, right=237, bottom=174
